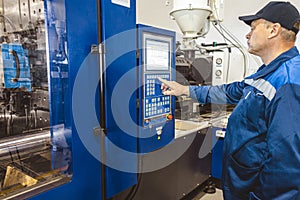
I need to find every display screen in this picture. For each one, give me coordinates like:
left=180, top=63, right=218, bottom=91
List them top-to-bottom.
left=144, top=37, right=170, bottom=71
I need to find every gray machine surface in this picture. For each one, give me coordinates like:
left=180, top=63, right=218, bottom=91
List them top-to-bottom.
left=110, top=127, right=212, bottom=200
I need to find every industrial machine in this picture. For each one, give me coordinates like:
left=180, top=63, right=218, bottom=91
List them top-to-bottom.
left=0, top=0, right=243, bottom=199
left=0, top=0, right=175, bottom=198
left=170, top=0, right=239, bottom=195
left=170, top=0, right=233, bottom=120
left=110, top=1, right=235, bottom=199
left=175, top=49, right=229, bottom=120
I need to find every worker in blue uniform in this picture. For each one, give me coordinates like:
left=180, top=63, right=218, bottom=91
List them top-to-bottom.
left=159, top=1, right=300, bottom=199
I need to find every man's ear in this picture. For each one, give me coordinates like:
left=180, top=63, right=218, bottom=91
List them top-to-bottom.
left=268, top=23, right=281, bottom=39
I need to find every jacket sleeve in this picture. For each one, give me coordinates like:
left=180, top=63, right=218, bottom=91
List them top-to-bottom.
left=189, top=81, right=245, bottom=104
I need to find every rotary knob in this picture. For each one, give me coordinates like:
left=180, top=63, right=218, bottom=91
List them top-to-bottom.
left=215, top=70, right=222, bottom=76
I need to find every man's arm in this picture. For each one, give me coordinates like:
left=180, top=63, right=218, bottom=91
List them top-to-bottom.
left=158, top=77, right=190, bottom=96
left=159, top=77, right=244, bottom=105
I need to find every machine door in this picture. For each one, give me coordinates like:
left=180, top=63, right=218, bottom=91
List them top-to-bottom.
left=0, top=0, right=72, bottom=199
left=100, top=0, right=138, bottom=198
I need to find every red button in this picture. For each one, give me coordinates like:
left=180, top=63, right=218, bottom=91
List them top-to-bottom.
left=166, top=114, right=173, bottom=120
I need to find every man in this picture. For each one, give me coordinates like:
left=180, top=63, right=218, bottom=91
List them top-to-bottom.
left=159, top=1, right=300, bottom=199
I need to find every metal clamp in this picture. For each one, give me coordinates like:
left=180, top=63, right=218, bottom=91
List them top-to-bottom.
left=90, top=43, right=105, bottom=54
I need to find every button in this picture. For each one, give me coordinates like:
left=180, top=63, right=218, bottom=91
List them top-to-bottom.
left=216, top=58, right=222, bottom=64
left=215, top=70, right=222, bottom=76
left=166, top=114, right=173, bottom=120
left=157, top=129, right=162, bottom=135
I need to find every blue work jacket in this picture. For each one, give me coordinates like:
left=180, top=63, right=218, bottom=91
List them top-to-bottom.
left=190, top=47, right=300, bottom=200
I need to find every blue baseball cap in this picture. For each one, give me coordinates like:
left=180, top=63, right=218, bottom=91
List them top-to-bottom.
left=239, top=1, right=300, bottom=34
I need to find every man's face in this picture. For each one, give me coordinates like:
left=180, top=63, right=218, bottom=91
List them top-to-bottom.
left=246, top=19, right=271, bottom=56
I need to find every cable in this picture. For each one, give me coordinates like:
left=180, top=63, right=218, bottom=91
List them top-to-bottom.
left=1, top=0, right=5, bottom=32
left=18, top=0, right=23, bottom=29
left=0, top=14, right=17, bottom=31
left=212, top=22, right=248, bottom=78
left=217, top=22, right=263, bottom=76
left=213, top=23, right=247, bottom=68
left=225, top=48, right=231, bottom=83
left=124, top=126, right=144, bottom=200
left=124, top=170, right=142, bottom=200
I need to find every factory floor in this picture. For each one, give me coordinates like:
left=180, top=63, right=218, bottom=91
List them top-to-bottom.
left=201, top=189, right=223, bottom=200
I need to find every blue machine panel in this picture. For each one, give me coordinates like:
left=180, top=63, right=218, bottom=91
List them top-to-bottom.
left=3, top=0, right=138, bottom=199
left=29, top=0, right=102, bottom=199
left=101, top=0, right=138, bottom=198
left=26, top=1, right=175, bottom=200
left=137, top=24, right=175, bottom=153
left=1, top=43, right=31, bottom=91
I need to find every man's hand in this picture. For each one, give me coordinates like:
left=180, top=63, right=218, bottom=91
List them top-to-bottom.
left=158, top=77, right=190, bottom=96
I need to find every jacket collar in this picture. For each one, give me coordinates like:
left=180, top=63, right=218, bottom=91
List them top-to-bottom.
left=247, top=46, right=299, bottom=80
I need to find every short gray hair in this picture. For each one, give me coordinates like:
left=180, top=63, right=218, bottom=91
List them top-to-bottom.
left=280, top=21, right=299, bottom=42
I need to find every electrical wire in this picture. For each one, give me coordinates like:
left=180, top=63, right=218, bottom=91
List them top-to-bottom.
left=1, top=0, right=5, bottom=32
left=18, top=0, right=23, bottom=29
left=196, top=0, right=249, bottom=79
left=209, top=0, right=250, bottom=78
left=210, top=0, right=226, bottom=44
left=209, top=1, right=233, bottom=83
left=0, top=14, right=17, bottom=31
left=212, top=22, right=248, bottom=78
left=216, top=22, right=263, bottom=76
left=195, top=41, right=233, bottom=83
left=225, top=48, right=231, bottom=83
left=124, top=127, right=145, bottom=200
left=124, top=168, right=142, bottom=200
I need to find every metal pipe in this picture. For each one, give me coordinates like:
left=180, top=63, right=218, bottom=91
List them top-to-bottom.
left=1, top=0, right=5, bottom=33
left=18, top=0, right=23, bottom=29
left=27, top=0, right=32, bottom=25
left=96, top=0, right=107, bottom=200
left=0, top=14, right=17, bottom=31
left=0, top=131, right=49, bottom=156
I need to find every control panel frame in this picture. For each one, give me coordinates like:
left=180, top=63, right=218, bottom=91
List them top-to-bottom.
left=137, top=24, right=175, bottom=153
left=142, top=32, right=173, bottom=127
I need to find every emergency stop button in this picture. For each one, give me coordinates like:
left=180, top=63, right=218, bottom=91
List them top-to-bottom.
left=166, top=114, right=173, bottom=120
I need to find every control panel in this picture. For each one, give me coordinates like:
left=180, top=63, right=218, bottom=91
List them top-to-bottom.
left=137, top=25, right=175, bottom=153
left=142, top=33, right=173, bottom=128
left=212, top=50, right=225, bottom=85
left=144, top=73, right=172, bottom=126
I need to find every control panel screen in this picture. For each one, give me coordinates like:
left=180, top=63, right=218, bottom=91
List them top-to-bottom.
left=145, top=39, right=170, bottom=71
